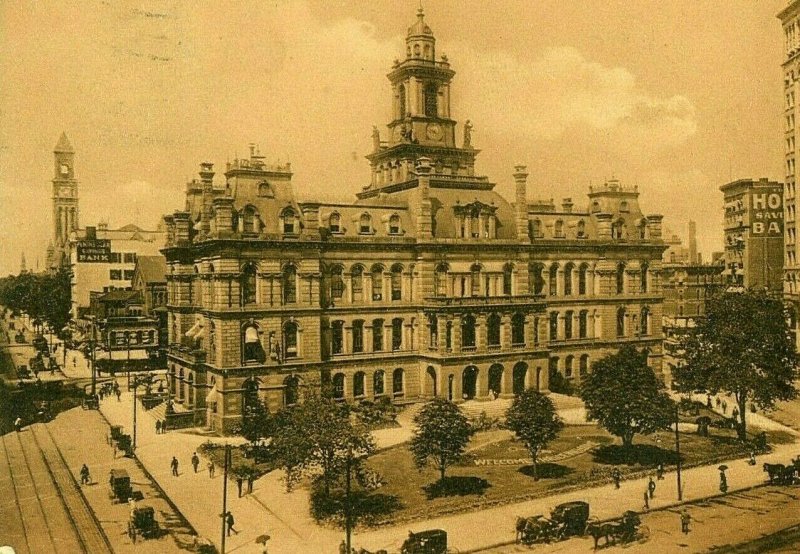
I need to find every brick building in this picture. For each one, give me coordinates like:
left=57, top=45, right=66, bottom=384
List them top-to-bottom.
left=161, top=8, right=667, bottom=433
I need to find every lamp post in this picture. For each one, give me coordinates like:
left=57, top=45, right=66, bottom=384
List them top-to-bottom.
left=89, top=317, right=97, bottom=397
left=126, top=331, right=132, bottom=389
left=675, top=403, right=683, bottom=501
left=220, top=444, right=231, bottom=554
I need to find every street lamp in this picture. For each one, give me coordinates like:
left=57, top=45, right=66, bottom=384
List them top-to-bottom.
left=675, top=403, right=683, bottom=501
left=220, top=444, right=232, bottom=554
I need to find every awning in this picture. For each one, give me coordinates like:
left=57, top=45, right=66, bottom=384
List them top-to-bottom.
left=205, top=386, right=218, bottom=404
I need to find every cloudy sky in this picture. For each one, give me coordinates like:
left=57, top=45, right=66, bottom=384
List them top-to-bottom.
left=0, top=0, right=789, bottom=275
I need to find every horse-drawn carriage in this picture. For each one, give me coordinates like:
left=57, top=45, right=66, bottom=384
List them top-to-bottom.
left=763, top=459, right=800, bottom=485
left=110, top=469, right=132, bottom=503
left=516, top=501, right=590, bottom=545
left=128, top=506, right=160, bottom=542
left=585, top=511, right=643, bottom=549
left=400, top=529, right=447, bottom=554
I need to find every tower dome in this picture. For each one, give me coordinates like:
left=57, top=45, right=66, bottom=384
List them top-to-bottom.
left=406, top=7, right=435, bottom=61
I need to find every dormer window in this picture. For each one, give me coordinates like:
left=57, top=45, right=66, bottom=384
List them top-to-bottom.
left=591, top=201, right=601, bottom=213
left=620, top=201, right=630, bottom=213
left=242, top=205, right=259, bottom=234
left=282, top=208, right=298, bottom=234
left=329, top=213, right=341, bottom=233
left=359, top=213, right=372, bottom=234
left=389, top=214, right=401, bottom=234
left=576, top=220, right=586, bottom=238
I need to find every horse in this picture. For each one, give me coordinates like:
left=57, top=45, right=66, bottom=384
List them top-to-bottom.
left=763, top=463, right=786, bottom=484
left=586, top=520, right=622, bottom=550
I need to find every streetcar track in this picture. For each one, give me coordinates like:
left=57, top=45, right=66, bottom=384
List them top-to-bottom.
left=0, top=433, right=31, bottom=554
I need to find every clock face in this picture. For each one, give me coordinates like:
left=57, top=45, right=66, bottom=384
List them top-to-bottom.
left=426, top=123, right=443, bottom=141
left=60, top=164, right=69, bottom=175
left=60, top=186, right=70, bottom=197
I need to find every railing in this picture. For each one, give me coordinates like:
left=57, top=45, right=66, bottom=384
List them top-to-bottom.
left=424, top=294, right=545, bottom=307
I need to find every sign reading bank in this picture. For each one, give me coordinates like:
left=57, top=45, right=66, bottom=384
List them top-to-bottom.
left=750, top=192, right=783, bottom=236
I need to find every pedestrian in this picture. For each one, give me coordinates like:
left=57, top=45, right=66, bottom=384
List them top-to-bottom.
left=116, top=388, right=121, bottom=402
left=706, top=395, right=712, bottom=408
left=716, top=397, right=721, bottom=408
left=721, top=400, right=727, bottom=414
left=14, top=416, right=22, bottom=432
left=161, top=419, right=167, bottom=433
left=156, top=420, right=162, bottom=434
left=748, top=451, right=757, bottom=466
left=191, top=452, right=200, bottom=473
left=171, top=456, right=179, bottom=477
left=208, top=461, right=215, bottom=478
left=80, top=463, right=90, bottom=485
left=656, top=463, right=665, bottom=480
left=612, top=467, right=621, bottom=489
left=719, top=469, right=728, bottom=493
left=247, top=473, right=255, bottom=494
left=236, top=475, right=244, bottom=497
left=648, top=476, right=656, bottom=499
left=643, top=490, right=649, bottom=511
left=680, top=509, right=691, bottom=534
left=226, top=511, right=237, bottom=536
left=339, top=540, right=347, bottom=554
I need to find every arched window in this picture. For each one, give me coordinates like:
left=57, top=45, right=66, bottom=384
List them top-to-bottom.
left=398, top=84, right=406, bottom=119
left=424, top=84, right=438, bottom=117
left=591, top=201, right=601, bottom=213
left=242, top=205, right=259, bottom=234
left=282, top=208, right=298, bottom=234
left=329, top=212, right=341, bottom=233
left=359, top=213, right=372, bottom=234
left=389, top=214, right=401, bottom=234
left=530, top=219, right=542, bottom=239
left=612, top=219, right=626, bottom=240
left=638, top=219, right=648, bottom=240
left=554, top=220, right=565, bottom=238
left=576, top=220, right=586, bottom=238
left=564, top=262, right=574, bottom=296
left=640, top=262, right=649, bottom=293
left=241, top=263, right=257, bottom=306
left=434, top=263, right=448, bottom=297
left=529, top=263, right=545, bottom=295
left=578, top=263, right=588, bottom=295
left=616, top=263, right=626, bottom=294
left=371, top=264, right=384, bottom=301
left=391, top=264, right=403, bottom=301
left=470, top=264, right=482, bottom=296
left=503, top=264, right=514, bottom=295
left=549, top=264, right=559, bottom=296
left=282, top=265, right=297, bottom=304
left=329, top=265, right=344, bottom=302
left=351, top=265, right=364, bottom=302
left=616, top=307, right=626, bottom=337
left=641, top=307, right=650, bottom=335
left=564, top=310, right=573, bottom=339
left=579, top=310, right=588, bottom=339
left=549, top=312, right=559, bottom=341
left=487, top=313, right=501, bottom=347
left=512, top=313, right=526, bottom=345
left=429, top=314, right=439, bottom=348
left=461, top=314, right=476, bottom=348
left=392, top=318, right=403, bottom=350
left=372, top=319, right=384, bottom=351
left=331, top=320, right=344, bottom=355
left=347, top=320, right=361, bottom=354
left=283, top=321, right=298, bottom=358
left=242, top=323, right=264, bottom=363
left=565, top=355, right=574, bottom=378
left=580, top=355, right=589, bottom=376
left=392, top=368, right=404, bottom=396
left=374, top=370, right=386, bottom=396
left=353, top=372, right=366, bottom=398
left=332, top=373, right=345, bottom=400
left=284, top=375, right=300, bottom=406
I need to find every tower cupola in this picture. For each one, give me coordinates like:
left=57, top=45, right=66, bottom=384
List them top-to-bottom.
left=406, top=7, right=435, bottom=62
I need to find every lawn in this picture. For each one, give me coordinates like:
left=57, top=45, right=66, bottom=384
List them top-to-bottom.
left=355, top=423, right=795, bottom=528
left=198, top=441, right=275, bottom=479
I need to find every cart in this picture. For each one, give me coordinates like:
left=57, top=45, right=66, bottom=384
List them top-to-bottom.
left=110, top=469, right=132, bottom=502
left=128, top=506, right=160, bottom=542
left=400, top=529, right=447, bottom=554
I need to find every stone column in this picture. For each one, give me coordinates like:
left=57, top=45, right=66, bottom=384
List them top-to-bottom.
left=513, top=165, right=530, bottom=243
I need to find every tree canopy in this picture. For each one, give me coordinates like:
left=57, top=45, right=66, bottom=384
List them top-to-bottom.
left=0, top=269, right=71, bottom=334
left=676, top=289, right=798, bottom=439
left=580, top=345, right=674, bottom=447
left=505, top=390, right=563, bottom=480
left=409, top=398, right=473, bottom=481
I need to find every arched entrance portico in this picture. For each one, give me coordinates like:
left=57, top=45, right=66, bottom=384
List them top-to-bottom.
left=513, top=362, right=528, bottom=395
left=488, top=364, right=503, bottom=396
left=426, top=366, right=437, bottom=397
left=462, top=366, right=479, bottom=400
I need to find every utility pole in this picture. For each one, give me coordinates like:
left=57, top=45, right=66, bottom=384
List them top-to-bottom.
left=90, top=318, right=97, bottom=397
left=126, top=332, right=132, bottom=389
left=133, top=378, right=138, bottom=451
left=675, top=403, right=683, bottom=501
left=221, top=444, right=231, bottom=554
left=345, top=452, right=352, bottom=553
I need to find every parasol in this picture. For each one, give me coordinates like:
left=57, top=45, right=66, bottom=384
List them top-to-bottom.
left=255, top=534, right=271, bottom=545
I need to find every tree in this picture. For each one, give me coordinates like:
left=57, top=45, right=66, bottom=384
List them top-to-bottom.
left=676, top=290, right=798, bottom=440
left=580, top=345, right=674, bottom=447
left=505, top=390, right=563, bottom=480
left=409, top=398, right=473, bottom=481
left=238, top=399, right=272, bottom=460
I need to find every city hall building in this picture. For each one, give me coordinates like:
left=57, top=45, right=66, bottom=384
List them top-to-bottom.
left=162, top=9, right=667, bottom=433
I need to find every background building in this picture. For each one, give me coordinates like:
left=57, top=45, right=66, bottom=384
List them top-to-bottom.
left=161, top=8, right=667, bottom=433
left=47, top=133, right=79, bottom=270
left=720, top=178, right=784, bottom=291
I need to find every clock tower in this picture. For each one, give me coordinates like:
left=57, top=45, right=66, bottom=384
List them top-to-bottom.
left=362, top=8, right=483, bottom=196
left=51, top=132, right=79, bottom=269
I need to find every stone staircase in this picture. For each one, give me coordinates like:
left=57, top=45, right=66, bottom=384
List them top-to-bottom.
left=459, top=398, right=512, bottom=421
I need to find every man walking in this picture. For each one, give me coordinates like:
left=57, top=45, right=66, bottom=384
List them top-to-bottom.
left=14, top=416, right=22, bottom=432
left=156, top=420, right=162, bottom=434
left=191, top=452, right=200, bottom=473
left=171, top=456, right=179, bottom=477
left=208, top=461, right=215, bottom=478
left=656, top=463, right=665, bottom=480
left=80, top=464, right=90, bottom=485
left=612, top=467, right=621, bottom=489
left=247, top=473, right=255, bottom=494
left=236, top=475, right=244, bottom=497
left=648, top=476, right=656, bottom=499
left=643, top=490, right=650, bottom=511
left=680, top=509, right=691, bottom=534
left=226, top=511, right=237, bottom=536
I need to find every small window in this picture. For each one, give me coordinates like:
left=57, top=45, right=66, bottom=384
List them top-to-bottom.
left=258, top=182, right=273, bottom=197
left=620, top=201, right=629, bottom=213
left=282, top=208, right=297, bottom=234
left=329, top=213, right=341, bottom=233
left=359, top=213, right=372, bottom=234
left=389, top=214, right=401, bottom=234
left=123, top=253, right=137, bottom=263
left=110, top=269, right=122, bottom=280
left=123, top=270, right=135, bottom=280
left=392, top=318, right=403, bottom=350
left=372, top=319, right=384, bottom=351
left=353, top=320, right=364, bottom=353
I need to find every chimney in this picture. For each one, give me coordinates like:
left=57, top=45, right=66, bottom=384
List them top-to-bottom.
left=416, top=157, right=433, bottom=239
left=199, top=163, right=215, bottom=235
left=513, top=165, right=530, bottom=243
left=212, top=197, right=234, bottom=237
left=562, top=198, right=573, bottom=213
left=301, top=203, right=320, bottom=235
left=173, top=211, right=191, bottom=245
left=595, top=213, right=613, bottom=240
left=647, top=214, right=664, bottom=241
left=163, top=215, right=176, bottom=246
left=688, top=219, right=697, bottom=264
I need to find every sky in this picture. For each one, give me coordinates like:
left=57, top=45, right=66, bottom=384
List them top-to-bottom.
left=0, top=0, right=790, bottom=275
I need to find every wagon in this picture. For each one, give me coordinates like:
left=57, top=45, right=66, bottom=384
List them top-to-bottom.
left=110, top=469, right=132, bottom=502
left=550, top=501, right=590, bottom=538
left=128, top=506, right=160, bottom=542
left=400, top=529, right=447, bottom=554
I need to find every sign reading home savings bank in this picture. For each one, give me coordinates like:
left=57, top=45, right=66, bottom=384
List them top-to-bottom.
left=751, top=193, right=783, bottom=236
left=76, top=239, right=112, bottom=263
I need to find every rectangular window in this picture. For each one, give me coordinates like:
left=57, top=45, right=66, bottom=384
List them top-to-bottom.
left=123, top=253, right=137, bottom=263
left=110, top=269, right=122, bottom=280
left=123, top=270, right=135, bottom=280
left=352, top=322, right=364, bottom=353
left=331, top=323, right=343, bottom=355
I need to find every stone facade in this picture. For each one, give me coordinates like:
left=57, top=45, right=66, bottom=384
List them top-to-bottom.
left=161, top=9, right=667, bottom=433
